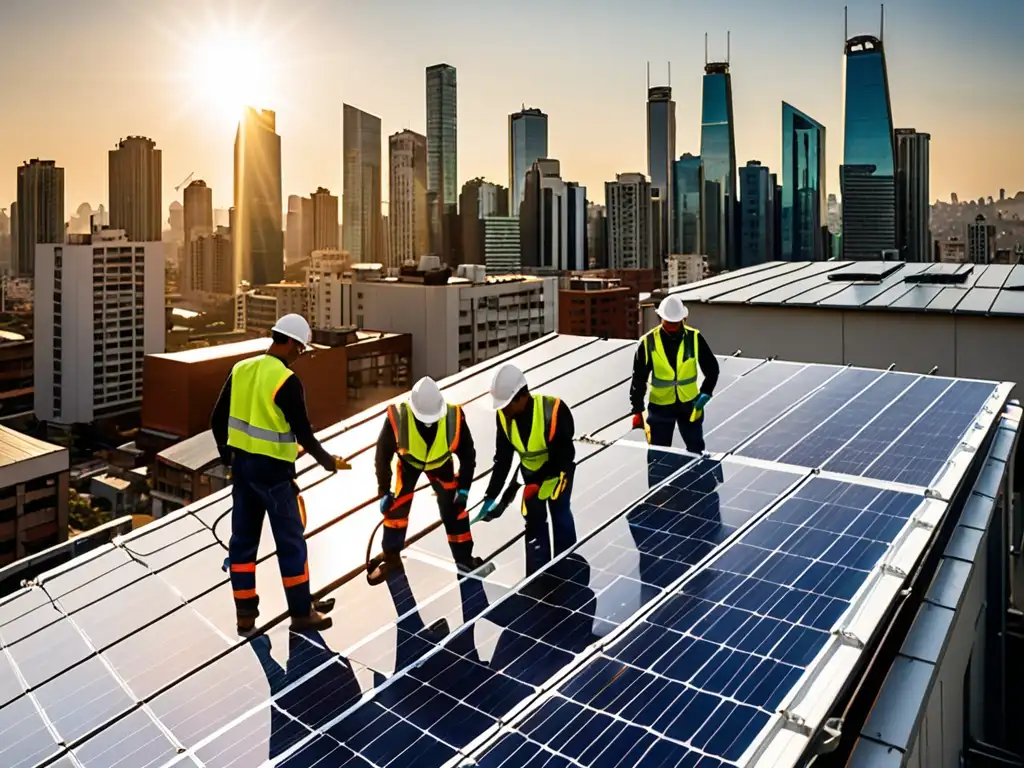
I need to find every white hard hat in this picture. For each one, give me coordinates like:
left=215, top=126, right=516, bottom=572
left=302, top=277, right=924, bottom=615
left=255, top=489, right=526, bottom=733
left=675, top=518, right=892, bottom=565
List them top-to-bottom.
left=656, top=295, right=688, bottom=323
left=271, top=313, right=312, bottom=349
left=489, top=364, right=528, bottom=410
left=409, top=376, right=447, bottom=424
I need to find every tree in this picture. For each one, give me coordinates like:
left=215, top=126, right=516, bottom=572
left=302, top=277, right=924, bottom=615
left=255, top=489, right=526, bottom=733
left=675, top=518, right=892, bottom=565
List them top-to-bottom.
left=68, top=489, right=110, bottom=533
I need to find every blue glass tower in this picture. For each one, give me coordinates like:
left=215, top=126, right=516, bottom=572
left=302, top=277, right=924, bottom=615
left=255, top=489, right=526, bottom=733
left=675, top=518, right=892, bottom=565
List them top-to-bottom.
left=841, top=35, right=896, bottom=260
left=700, top=62, right=737, bottom=272
left=647, top=85, right=676, bottom=262
left=781, top=102, right=826, bottom=261
left=508, top=108, right=548, bottom=216
left=672, top=153, right=703, bottom=255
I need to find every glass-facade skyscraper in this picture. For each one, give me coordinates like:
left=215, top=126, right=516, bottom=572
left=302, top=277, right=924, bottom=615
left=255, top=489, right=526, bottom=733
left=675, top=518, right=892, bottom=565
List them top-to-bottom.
left=841, top=35, right=896, bottom=260
left=700, top=62, right=737, bottom=273
left=426, top=63, right=458, bottom=258
left=647, top=85, right=676, bottom=263
left=781, top=102, right=826, bottom=261
left=509, top=108, right=548, bottom=216
left=894, top=128, right=931, bottom=262
left=672, top=153, right=703, bottom=256
left=739, top=160, right=774, bottom=268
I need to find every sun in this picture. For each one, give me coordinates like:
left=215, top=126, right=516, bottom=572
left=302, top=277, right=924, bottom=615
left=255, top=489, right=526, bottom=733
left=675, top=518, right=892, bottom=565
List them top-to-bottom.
left=190, top=32, right=274, bottom=125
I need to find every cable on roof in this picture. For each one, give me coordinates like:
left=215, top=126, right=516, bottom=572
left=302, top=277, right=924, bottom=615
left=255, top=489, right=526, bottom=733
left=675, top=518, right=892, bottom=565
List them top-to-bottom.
left=886, top=363, right=896, bottom=371
left=928, top=365, right=940, bottom=375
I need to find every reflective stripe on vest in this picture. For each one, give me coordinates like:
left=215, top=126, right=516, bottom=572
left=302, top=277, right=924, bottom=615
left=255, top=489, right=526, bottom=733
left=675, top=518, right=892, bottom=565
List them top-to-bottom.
left=644, top=326, right=700, bottom=406
left=226, top=355, right=298, bottom=462
left=498, top=395, right=559, bottom=474
left=390, top=402, right=461, bottom=471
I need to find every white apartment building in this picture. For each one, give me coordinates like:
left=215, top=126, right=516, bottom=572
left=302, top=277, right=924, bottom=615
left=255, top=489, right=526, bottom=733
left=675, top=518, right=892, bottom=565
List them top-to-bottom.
left=389, top=130, right=429, bottom=270
left=606, top=172, right=653, bottom=269
left=34, top=229, right=164, bottom=424
left=306, top=250, right=354, bottom=330
left=666, top=254, right=708, bottom=288
left=356, top=273, right=556, bottom=379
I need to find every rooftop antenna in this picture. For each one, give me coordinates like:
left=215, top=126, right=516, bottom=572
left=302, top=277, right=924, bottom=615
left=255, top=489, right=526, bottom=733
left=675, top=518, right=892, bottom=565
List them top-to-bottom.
left=880, top=3, right=885, bottom=41
left=844, top=5, right=848, bottom=41
left=727, top=31, right=731, bottom=64
left=705, top=33, right=709, bottom=65
left=646, top=61, right=650, bottom=90
left=668, top=61, right=672, bottom=86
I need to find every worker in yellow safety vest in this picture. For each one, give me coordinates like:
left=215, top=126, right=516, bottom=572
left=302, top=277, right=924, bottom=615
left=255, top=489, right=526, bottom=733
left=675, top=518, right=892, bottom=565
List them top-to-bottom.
left=630, top=295, right=720, bottom=457
left=212, top=313, right=349, bottom=637
left=478, top=364, right=577, bottom=575
left=371, top=376, right=483, bottom=584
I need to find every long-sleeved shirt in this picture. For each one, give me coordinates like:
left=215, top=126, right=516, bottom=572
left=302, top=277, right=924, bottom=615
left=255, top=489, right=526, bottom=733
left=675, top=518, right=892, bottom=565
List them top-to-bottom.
left=629, top=327, right=720, bottom=415
left=211, top=358, right=335, bottom=483
left=485, top=399, right=575, bottom=499
left=375, top=408, right=476, bottom=496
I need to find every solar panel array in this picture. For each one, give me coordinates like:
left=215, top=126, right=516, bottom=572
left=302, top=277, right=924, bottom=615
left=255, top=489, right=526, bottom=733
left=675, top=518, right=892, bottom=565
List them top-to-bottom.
left=0, top=334, right=1011, bottom=768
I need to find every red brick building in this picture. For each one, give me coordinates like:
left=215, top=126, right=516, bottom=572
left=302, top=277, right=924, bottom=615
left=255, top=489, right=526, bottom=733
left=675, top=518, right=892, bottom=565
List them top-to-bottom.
left=559, top=278, right=639, bottom=340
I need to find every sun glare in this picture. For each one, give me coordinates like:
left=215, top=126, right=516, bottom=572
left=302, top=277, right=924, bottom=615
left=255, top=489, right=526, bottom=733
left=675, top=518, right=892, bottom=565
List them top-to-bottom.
left=191, top=32, right=274, bottom=124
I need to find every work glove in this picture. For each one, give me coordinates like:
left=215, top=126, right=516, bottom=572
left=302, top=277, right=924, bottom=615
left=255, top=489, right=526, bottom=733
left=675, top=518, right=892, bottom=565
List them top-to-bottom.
left=694, top=393, right=712, bottom=410
left=631, top=413, right=644, bottom=430
left=218, top=445, right=233, bottom=467
left=334, top=456, right=352, bottom=471
left=538, top=472, right=568, bottom=501
left=454, top=489, right=469, bottom=511
left=379, top=493, right=394, bottom=514
left=472, top=498, right=497, bottom=524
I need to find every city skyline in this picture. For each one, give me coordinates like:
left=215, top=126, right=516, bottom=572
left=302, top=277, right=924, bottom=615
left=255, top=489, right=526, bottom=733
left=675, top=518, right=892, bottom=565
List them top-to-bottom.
left=0, top=0, right=1020, bottom=216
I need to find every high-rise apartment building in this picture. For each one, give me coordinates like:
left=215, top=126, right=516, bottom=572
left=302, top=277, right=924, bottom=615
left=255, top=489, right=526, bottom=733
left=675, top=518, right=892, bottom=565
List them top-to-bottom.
left=842, top=35, right=896, bottom=260
left=700, top=61, right=737, bottom=272
left=426, top=64, right=458, bottom=259
left=647, top=85, right=676, bottom=264
left=781, top=103, right=827, bottom=261
left=342, top=104, right=382, bottom=263
left=234, top=108, right=283, bottom=286
left=509, top=108, right=548, bottom=216
left=894, top=129, right=931, bottom=263
left=389, top=130, right=429, bottom=270
left=109, top=136, right=162, bottom=242
left=672, top=153, right=704, bottom=255
left=15, top=159, right=64, bottom=277
left=520, top=160, right=586, bottom=272
left=739, top=160, right=775, bottom=268
left=606, top=173, right=653, bottom=270
left=182, top=179, right=213, bottom=244
left=460, top=179, right=509, bottom=266
left=310, top=187, right=340, bottom=251
left=285, top=195, right=313, bottom=265
left=587, top=204, right=608, bottom=270
left=967, top=215, right=996, bottom=264
left=481, top=218, right=521, bottom=275
left=34, top=228, right=164, bottom=424
left=186, top=231, right=233, bottom=297
left=306, top=250, right=354, bottom=330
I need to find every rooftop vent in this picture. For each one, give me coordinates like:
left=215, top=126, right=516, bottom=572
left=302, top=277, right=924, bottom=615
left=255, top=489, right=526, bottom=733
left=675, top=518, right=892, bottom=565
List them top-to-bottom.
left=827, top=262, right=904, bottom=282
left=904, top=265, right=974, bottom=285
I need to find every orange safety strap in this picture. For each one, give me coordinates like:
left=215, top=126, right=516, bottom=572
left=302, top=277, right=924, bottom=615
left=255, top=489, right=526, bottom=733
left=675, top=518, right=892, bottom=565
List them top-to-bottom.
left=548, top=398, right=561, bottom=442
left=450, top=406, right=463, bottom=452
left=434, top=479, right=459, bottom=491
left=391, top=492, right=415, bottom=509
left=297, top=494, right=307, bottom=529
left=456, top=509, right=469, bottom=521
left=384, top=517, right=409, bottom=529
left=447, top=531, right=472, bottom=543
left=230, top=562, right=256, bottom=574
left=282, top=563, right=310, bottom=588
left=233, top=588, right=258, bottom=600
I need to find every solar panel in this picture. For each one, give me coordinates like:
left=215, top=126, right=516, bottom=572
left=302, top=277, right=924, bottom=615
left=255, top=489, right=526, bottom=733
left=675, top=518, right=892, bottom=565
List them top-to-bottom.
left=0, top=337, right=1013, bottom=768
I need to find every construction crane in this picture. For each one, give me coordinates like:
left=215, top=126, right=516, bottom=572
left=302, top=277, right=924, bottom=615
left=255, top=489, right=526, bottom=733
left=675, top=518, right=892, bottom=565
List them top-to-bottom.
left=174, top=172, right=195, bottom=193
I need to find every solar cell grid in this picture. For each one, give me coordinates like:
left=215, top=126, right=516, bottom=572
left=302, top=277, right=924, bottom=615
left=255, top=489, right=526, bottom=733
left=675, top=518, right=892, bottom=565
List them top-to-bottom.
left=471, top=478, right=927, bottom=767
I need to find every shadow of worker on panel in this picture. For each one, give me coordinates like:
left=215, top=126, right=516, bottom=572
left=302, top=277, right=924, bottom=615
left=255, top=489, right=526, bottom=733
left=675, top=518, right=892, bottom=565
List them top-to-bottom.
left=628, top=457, right=725, bottom=605
left=249, top=628, right=363, bottom=761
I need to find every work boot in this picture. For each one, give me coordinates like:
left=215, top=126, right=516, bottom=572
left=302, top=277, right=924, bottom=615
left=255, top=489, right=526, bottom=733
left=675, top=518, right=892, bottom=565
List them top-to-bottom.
left=367, top=552, right=404, bottom=586
left=455, top=556, right=485, bottom=575
left=314, top=597, right=336, bottom=614
left=290, top=609, right=334, bottom=632
left=236, top=610, right=259, bottom=638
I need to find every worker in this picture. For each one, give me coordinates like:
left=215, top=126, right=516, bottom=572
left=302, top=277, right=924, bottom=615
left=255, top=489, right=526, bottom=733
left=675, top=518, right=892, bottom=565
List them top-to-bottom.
left=630, top=295, right=720, bottom=459
left=212, top=313, right=346, bottom=637
left=480, top=364, right=577, bottom=575
left=371, top=376, right=483, bottom=584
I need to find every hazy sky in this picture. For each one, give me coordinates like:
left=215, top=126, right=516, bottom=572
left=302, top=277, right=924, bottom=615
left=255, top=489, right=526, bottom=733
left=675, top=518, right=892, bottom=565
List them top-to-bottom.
left=0, top=0, right=1021, bottom=218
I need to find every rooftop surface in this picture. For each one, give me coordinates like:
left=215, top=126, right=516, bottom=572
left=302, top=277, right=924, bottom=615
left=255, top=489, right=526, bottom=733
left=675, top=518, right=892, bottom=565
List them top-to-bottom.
left=668, top=260, right=1024, bottom=316
left=0, top=334, right=1015, bottom=768
left=148, top=338, right=271, bottom=364
left=0, top=425, right=64, bottom=468
left=157, top=430, right=219, bottom=473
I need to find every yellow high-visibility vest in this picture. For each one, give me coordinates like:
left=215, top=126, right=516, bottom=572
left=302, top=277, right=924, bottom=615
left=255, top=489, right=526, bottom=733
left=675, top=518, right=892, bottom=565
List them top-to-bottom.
left=643, top=325, right=700, bottom=406
left=227, top=355, right=298, bottom=462
left=499, top=395, right=560, bottom=473
left=389, top=402, right=462, bottom=471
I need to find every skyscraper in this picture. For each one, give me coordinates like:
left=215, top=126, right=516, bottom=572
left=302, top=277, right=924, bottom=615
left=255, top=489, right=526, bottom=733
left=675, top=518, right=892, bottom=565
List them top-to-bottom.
left=841, top=34, right=896, bottom=260
left=700, top=56, right=737, bottom=272
left=426, top=64, right=458, bottom=259
left=647, top=84, right=676, bottom=263
left=781, top=102, right=827, bottom=261
left=342, top=104, right=383, bottom=263
left=234, top=107, right=283, bottom=286
left=509, top=108, right=548, bottom=216
left=389, top=129, right=429, bottom=270
left=894, top=129, right=931, bottom=263
left=109, top=136, right=162, bottom=242
left=672, top=153, right=704, bottom=255
left=15, top=159, right=64, bottom=278
left=520, top=159, right=586, bottom=271
left=739, top=160, right=774, bottom=268
left=605, top=173, right=653, bottom=270
left=182, top=179, right=213, bottom=245
left=460, top=179, right=509, bottom=266
left=310, top=187, right=339, bottom=251
left=587, top=204, right=608, bottom=270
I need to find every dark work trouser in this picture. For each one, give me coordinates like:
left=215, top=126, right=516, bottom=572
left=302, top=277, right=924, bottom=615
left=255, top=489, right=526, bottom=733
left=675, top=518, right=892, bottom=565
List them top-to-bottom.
left=646, top=402, right=705, bottom=485
left=228, top=452, right=312, bottom=618
left=382, top=459, right=473, bottom=563
left=521, top=470, right=578, bottom=576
